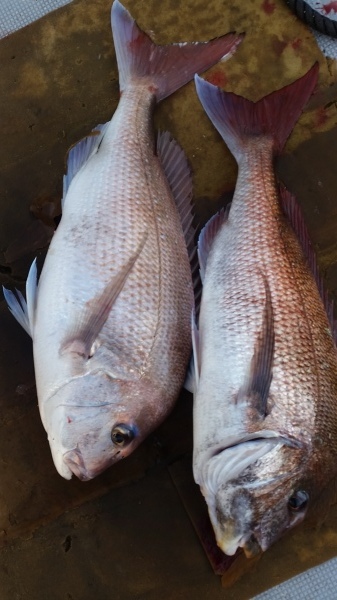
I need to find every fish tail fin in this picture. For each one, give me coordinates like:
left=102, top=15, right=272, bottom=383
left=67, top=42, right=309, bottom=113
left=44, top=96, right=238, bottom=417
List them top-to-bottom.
left=111, top=0, right=244, bottom=102
left=194, top=63, right=319, bottom=161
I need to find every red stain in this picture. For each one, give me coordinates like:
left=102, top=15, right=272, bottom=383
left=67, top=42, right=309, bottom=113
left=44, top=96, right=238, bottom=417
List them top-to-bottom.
left=261, top=0, right=276, bottom=14
left=320, top=1, right=337, bottom=15
left=128, top=34, right=145, bottom=51
left=272, top=37, right=288, bottom=55
left=291, top=38, right=302, bottom=50
left=207, top=71, right=228, bottom=87
left=148, top=84, right=158, bottom=94
left=315, top=107, right=328, bottom=128
left=67, top=417, right=72, bottom=424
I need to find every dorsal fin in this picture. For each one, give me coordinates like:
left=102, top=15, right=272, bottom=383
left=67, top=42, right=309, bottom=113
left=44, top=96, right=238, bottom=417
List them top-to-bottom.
left=62, top=122, right=109, bottom=208
left=157, top=130, right=200, bottom=308
left=280, top=186, right=337, bottom=346
left=198, top=208, right=229, bottom=283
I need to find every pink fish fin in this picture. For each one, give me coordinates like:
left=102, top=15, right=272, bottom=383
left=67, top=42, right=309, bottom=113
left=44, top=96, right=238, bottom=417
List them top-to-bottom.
left=111, top=0, right=244, bottom=102
left=194, top=63, right=319, bottom=160
left=62, top=122, right=110, bottom=209
left=157, top=130, right=201, bottom=308
left=280, top=186, right=337, bottom=346
left=198, top=207, right=229, bottom=283
left=60, top=233, right=147, bottom=360
left=3, top=258, right=38, bottom=338
left=238, top=275, right=274, bottom=418
left=190, top=308, right=200, bottom=391
left=184, top=355, right=196, bottom=394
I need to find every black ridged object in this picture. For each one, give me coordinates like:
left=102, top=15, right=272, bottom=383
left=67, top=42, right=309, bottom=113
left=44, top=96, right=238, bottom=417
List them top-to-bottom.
left=284, top=0, right=337, bottom=37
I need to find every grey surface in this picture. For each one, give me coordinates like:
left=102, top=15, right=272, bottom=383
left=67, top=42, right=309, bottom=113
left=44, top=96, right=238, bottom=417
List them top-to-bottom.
left=0, top=0, right=73, bottom=38
left=253, top=558, right=337, bottom=600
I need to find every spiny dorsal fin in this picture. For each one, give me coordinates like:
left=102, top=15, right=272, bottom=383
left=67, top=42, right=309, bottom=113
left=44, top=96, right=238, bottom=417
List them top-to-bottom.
left=62, top=122, right=109, bottom=208
left=157, top=131, right=200, bottom=308
left=280, top=186, right=337, bottom=346
left=60, top=233, right=147, bottom=359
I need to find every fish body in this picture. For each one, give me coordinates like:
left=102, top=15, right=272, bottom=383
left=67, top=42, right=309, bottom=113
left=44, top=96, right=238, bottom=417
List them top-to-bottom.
left=4, top=1, right=243, bottom=480
left=192, top=65, right=337, bottom=556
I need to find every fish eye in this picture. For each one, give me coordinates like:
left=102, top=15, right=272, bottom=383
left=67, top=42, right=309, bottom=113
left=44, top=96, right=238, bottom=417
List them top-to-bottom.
left=111, top=424, right=135, bottom=446
left=288, top=490, right=309, bottom=512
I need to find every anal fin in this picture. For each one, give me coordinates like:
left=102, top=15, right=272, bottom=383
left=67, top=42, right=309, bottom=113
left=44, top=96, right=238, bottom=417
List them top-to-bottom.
left=62, top=122, right=110, bottom=208
left=198, top=207, right=229, bottom=283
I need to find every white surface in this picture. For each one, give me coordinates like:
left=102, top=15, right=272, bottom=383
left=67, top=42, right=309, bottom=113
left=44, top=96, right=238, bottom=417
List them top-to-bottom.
left=0, top=0, right=73, bottom=38
left=307, top=0, right=337, bottom=58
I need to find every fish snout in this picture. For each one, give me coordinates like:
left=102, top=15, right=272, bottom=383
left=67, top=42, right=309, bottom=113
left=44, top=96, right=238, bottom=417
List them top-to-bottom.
left=63, top=448, right=91, bottom=481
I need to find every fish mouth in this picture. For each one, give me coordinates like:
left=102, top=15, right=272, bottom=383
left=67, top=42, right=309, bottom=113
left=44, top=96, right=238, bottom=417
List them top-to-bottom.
left=63, top=449, right=93, bottom=481
left=220, top=533, right=262, bottom=558
left=241, top=534, right=262, bottom=558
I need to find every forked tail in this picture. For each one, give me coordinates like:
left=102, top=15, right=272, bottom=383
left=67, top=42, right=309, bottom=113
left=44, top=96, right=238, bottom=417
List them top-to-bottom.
left=111, top=0, right=244, bottom=101
left=194, top=63, right=319, bottom=161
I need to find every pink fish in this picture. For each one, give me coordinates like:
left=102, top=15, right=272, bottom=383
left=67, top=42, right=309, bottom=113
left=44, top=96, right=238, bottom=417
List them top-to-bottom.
left=192, top=64, right=337, bottom=556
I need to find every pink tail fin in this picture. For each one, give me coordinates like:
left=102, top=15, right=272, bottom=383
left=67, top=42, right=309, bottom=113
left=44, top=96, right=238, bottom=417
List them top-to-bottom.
left=111, top=0, right=244, bottom=102
left=195, top=64, right=319, bottom=160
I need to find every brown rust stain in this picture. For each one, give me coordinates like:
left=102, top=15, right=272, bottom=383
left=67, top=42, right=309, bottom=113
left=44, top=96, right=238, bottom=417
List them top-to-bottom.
left=14, top=62, right=49, bottom=98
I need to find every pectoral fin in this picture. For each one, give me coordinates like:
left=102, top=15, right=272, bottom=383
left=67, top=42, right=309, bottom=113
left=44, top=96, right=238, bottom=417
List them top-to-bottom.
left=60, top=233, right=147, bottom=359
left=3, top=258, right=38, bottom=338
left=238, top=276, right=274, bottom=418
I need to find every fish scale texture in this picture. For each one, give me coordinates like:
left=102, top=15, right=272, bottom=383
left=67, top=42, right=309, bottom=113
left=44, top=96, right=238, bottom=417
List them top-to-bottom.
left=34, top=85, right=193, bottom=416
left=193, top=136, right=337, bottom=554
left=195, top=138, right=337, bottom=460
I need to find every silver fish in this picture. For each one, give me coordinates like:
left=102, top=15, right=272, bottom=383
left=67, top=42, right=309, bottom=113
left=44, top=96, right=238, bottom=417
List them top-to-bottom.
left=4, top=1, right=243, bottom=480
left=192, top=64, right=337, bottom=557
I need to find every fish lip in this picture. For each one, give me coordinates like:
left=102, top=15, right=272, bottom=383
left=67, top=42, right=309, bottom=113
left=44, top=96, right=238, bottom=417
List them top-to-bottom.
left=210, top=431, right=303, bottom=458
left=63, top=448, right=92, bottom=481
left=241, top=534, right=262, bottom=558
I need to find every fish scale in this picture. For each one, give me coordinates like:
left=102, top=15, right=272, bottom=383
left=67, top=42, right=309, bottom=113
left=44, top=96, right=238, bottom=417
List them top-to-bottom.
left=3, top=0, right=243, bottom=480
left=193, top=65, right=337, bottom=556
left=35, top=84, right=193, bottom=422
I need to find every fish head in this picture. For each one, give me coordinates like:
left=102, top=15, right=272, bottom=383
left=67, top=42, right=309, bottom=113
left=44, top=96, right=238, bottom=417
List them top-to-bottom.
left=43, top=372, right=163, bottom=481
left=200, top=434, right=309, bottom=557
